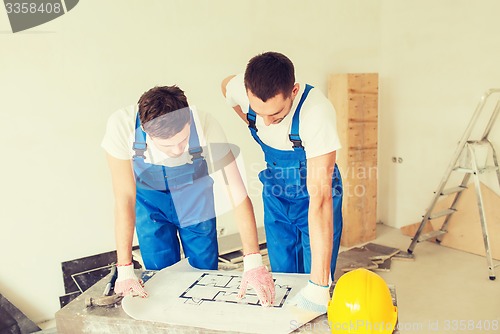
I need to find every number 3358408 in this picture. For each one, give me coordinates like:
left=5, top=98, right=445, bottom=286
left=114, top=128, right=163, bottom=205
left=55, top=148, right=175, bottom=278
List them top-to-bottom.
left=5, top=2, right=62, bottom=14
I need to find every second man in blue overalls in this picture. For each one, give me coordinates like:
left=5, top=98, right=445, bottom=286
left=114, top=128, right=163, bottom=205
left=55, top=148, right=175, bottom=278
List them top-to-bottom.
left=222, top=52, right=343, bottom=313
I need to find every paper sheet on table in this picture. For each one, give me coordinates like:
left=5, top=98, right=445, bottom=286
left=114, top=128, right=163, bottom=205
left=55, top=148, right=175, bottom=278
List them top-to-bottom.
left=122, top=259, right=321, bottom=333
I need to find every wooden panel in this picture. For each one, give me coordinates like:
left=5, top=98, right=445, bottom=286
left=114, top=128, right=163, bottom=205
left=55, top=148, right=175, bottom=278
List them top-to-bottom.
left=329, top=73, right=378, bottom=247
left=347, top=73, right=378, bottom=94
left=348, top=94, right=378, bottom=121
left=347, top=122, right=378, bottom=150
left=348, top=148, right=377, bottom=163
left=341, top=159, right=378, bottom=246
left=401, top=182, right=500, bottom=260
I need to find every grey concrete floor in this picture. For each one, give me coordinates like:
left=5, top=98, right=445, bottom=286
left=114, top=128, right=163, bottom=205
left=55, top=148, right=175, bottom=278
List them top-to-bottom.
left=368, top=224, right=500, bottom=334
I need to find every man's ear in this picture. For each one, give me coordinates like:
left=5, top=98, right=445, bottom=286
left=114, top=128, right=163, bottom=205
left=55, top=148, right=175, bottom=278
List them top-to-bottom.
left=291, top=83, right=300, bottom=98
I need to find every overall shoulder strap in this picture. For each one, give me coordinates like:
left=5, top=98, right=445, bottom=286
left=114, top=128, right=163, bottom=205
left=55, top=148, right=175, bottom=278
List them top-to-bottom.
left=289, top=84, right=314, bottom=150
left=247, top=107, right=258, bottom=132
left=188, top=110, right=204, bottom=161
left=133, top=112, right=147, bottom=159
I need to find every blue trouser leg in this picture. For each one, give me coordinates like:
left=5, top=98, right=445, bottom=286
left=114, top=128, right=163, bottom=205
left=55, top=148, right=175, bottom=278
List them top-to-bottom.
left=331, top=166, right=343, bottom=276
left=264, top=169, right=343, bottom=279
left=331, top=192, right=343, bottom=276
left=263, top=194, right=305, bottom=273
left=291, top=195, right=342, bottom=278
left=264, top=196, right=342, bottom=278
left=136, top=199, right=218, bottom=270
left=135, top=203, right=181, bottom=270
left=178, top=217, right=218, bottom=270
left=264, top=220, right=304, bottom=273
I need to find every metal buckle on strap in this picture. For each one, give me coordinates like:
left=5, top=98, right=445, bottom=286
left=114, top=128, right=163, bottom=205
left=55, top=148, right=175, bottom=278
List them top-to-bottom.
left=247, top=113, right=258, bottom=131
left=248, top=120, right=258, bottom=131
left=289, top=134, right=303, bottom=148
left=132, top=142, right=147, bottom=159
left=189, top=146, right=204, bottom=161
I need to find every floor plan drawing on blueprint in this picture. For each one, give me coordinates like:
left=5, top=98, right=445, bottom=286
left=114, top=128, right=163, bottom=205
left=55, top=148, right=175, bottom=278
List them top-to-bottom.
left=122, top=259, right=319, bottom=333
left=179, top=272, right=292, bottom=307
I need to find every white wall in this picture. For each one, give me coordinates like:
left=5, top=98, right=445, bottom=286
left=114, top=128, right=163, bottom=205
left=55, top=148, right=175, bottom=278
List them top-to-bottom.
left=0, top=0, right=380, bottom=323
left=4, top=0, right=499, bottom=324
left=378, top=0, right=500, bottom=228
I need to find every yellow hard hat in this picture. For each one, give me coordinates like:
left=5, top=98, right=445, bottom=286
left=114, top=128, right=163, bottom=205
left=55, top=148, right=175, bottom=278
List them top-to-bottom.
left=327, top=268, right=398, bottom=334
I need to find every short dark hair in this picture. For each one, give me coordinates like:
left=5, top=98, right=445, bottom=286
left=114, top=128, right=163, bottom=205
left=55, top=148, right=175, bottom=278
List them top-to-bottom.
left=244, top=52, right=295, bottom=102
left=137, top=86, right=191, bottom=139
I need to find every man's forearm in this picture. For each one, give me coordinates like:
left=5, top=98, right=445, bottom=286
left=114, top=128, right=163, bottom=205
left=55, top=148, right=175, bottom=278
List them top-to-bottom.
left=221, top=158, right=260, bottom=255
left=235, top=196, right=260, bottom=255
left=308, top=196, right=333, bottom=286
left=114, top=202, right=136, bottom=265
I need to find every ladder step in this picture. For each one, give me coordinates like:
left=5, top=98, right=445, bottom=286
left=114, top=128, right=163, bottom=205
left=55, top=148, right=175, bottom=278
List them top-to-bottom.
left=453, top=166, right=499, bottom=174
left=480, top=166, right=499, bottom=173
left=453, top=167, right=475, bottom=174
left=440, top=186, right=467, bottom=196
left=429, top=208, right=456, bottom=219
left=418, top=230, right=447, bottom=242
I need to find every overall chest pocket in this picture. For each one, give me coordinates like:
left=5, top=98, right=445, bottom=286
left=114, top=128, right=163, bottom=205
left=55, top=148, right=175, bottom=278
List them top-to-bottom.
left=265, top=158, right=306, bottom=184
left=259, top=161, right=308, bottom=199
left=135, top=165, right=167, bottom=191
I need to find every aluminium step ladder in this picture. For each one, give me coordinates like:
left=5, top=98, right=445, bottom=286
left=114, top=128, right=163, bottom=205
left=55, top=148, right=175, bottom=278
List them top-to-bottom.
left=407, top=89, right=500, bottom=280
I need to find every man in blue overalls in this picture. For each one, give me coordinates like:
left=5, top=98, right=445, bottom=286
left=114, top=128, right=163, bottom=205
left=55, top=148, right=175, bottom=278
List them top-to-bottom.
left=222, top=52, right=343, bottom=313
left=102, top=86, right=274, bottom=302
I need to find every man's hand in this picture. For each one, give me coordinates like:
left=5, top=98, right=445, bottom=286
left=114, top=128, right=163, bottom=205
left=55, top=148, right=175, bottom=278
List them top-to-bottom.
left=238, top=253, right=275, bottom=307
left=114, top=264, right=148, bottom=298
left=290, top=280, right=330, bottom=314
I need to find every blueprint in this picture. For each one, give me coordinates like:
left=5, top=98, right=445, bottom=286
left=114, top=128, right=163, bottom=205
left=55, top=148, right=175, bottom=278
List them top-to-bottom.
left=122, top=259, right=320, bottom=334
left=179, top=272, right=291, bottom=307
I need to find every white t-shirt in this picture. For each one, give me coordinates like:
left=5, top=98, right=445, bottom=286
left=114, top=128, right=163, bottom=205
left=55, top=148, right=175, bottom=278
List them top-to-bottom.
left=225, top=73, right=341, bottom=159
left=101, top=105, right=230, bottom=169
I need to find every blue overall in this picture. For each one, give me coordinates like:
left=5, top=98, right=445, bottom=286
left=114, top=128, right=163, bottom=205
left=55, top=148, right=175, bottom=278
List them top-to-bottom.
left=247, top=85, right=343, bottom=278
left=132, top=112, right=218, bottom=271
